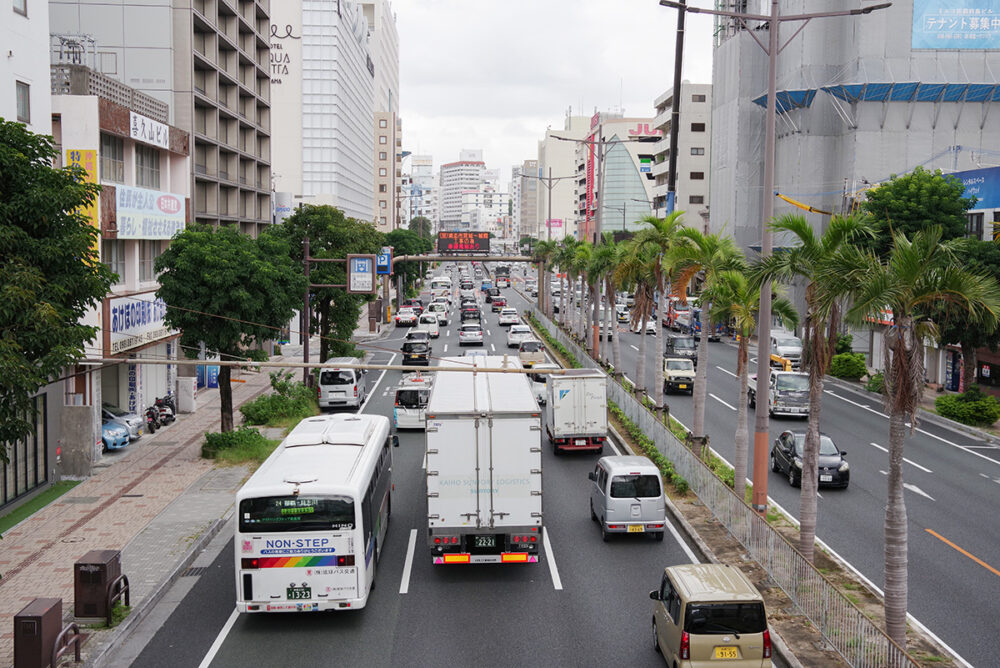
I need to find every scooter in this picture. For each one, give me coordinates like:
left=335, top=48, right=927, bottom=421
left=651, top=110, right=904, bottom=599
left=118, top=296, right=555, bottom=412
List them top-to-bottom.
left=154, top=396, right=175, bottom=425
left=145, top=405, right=160, bottom=433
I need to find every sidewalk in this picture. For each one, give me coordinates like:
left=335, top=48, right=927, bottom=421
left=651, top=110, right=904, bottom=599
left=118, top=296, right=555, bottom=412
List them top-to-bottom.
left=0, top=362, right=279, bottom=667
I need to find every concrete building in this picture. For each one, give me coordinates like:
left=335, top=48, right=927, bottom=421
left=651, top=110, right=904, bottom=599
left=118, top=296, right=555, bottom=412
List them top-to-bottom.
left=4, top=0, right=52, bottom=136
left=50, top=0, right=273, bottom=235
left=268, top=0, right=375, bottom=221
left=364, top=0, right=400, bottom=232
left=651, top=82, right=712, bottom=230
left=572, top=112, right=660, bottom=242
left=537, top=113, right=591, bottom=241
left=439, top=150, right=485, bottom=230
left=406, top=154, right=436, bottom=229
left=517, top=159, right=539, bottom=242
left=461, top=183, right=510, bottom=236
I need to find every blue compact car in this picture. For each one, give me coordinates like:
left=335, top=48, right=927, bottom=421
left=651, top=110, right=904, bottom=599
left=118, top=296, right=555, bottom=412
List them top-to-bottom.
left=101, top=420, right=130, bottom=451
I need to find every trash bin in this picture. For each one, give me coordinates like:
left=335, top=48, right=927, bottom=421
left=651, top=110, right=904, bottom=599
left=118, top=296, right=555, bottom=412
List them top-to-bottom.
left=74, top=550, right=121, bottom=618
left=14, top=598, right=61, bottom=668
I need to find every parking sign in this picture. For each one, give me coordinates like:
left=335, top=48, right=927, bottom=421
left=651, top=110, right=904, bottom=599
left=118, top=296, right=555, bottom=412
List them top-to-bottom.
left=376, top=246, right=392, bottom=275
left=347, top=254, right=376, bottom=294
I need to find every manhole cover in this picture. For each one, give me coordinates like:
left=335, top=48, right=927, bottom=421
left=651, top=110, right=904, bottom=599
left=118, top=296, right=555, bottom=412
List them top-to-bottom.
left=61, top=497, right=99, bottom=504
left=61, top=536, right=85, bottom=543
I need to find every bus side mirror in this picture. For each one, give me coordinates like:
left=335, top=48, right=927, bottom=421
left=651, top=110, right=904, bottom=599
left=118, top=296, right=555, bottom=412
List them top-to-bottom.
left=392, top=435, right=400, bottom=448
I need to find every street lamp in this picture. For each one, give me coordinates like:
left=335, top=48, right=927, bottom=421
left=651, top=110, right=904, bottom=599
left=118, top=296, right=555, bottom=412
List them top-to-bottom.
left=658, top=0, right=892, bottom=517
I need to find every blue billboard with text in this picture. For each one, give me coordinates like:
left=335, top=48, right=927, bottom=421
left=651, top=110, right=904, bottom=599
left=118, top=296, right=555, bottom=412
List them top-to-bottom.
left=912, top=0, right=1000, bottom=49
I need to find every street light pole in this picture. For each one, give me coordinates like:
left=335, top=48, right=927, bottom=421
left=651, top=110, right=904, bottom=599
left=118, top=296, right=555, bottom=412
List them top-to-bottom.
left=666, top=0, right=686, bottom=215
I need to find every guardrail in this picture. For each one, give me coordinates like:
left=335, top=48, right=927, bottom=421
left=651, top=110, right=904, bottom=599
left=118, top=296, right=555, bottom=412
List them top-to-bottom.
left=526, top=304, right=918, bottom=668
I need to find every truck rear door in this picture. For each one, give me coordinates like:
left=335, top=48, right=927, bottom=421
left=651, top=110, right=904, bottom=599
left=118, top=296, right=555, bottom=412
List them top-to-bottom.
left=486, top=417, right=542, bottom=529
left=426, top=418, right=480, bottom=529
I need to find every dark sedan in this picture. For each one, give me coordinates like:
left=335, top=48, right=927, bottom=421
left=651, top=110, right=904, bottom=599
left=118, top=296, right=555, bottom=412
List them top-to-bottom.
left=401, top=340, right=431, bottom=366
left=770, top=430, right=850, bottom=489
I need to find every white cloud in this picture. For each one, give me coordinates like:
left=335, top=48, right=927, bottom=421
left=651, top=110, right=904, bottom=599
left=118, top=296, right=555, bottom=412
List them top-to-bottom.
left=395, top=0, right=716, bottom=185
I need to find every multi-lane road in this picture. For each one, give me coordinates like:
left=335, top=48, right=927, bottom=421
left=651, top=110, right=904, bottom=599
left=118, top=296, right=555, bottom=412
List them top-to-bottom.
left=537, top=269, right=1000, bottom=668
left=117, top=272, right=720, bottom=668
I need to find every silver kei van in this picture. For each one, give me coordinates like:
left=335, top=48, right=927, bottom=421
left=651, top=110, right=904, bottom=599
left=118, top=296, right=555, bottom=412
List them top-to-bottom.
left=317, top=357, right=368, bottom=410
left=588, top=455, right=666, bottom=541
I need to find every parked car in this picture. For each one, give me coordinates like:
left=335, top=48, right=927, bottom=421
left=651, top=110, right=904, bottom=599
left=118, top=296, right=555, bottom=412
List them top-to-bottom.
left=395, top=307, right=418, bottom=327
left=498, top=308, right=520, bottom=326
left=417, top=314, right=441, bottom=337
left=458, top=323, right=484, bottom=346
left=507, top=324, right=533, bottom=348
left=518, top=339, right=545, bottom=367
left=401, top=340, right=431, bottom=366
left=102, top=403, right=144, bottom=441
left=101, top=420, right=130, bottom=451
left=770, top=430, right=850, bottom=488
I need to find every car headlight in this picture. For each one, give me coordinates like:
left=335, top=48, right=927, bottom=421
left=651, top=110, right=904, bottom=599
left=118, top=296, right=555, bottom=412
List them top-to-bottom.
left=793, top=457, right=803, bottom=468
left=839, top=461, right=849, bottom=472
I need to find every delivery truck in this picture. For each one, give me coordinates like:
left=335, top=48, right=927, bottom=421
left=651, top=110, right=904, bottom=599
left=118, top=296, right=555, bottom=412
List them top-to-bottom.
left=425, top=356, right=543, bottom=564
left=545, top=369, right=608, bottom=454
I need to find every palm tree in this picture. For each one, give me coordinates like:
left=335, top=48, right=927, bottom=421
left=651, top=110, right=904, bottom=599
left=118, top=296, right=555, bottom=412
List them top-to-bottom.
left=636, top=211, right=687, bottom=414
left=752, top=212, right=872, bottom=563
left=827, top=226, right=1000, bottom=646
left=672, top=229, right=743, bottom=437
left=590, top=234, right=622, bottom=370
left=554, top=238, right=578, bottom=327
left=533, top=239, right=558, bottom=319
left=615, top=241, right=658, bottom=396
left=571, top=242, right=594, bottom=346
left=709, top=271, right=799, bottom=501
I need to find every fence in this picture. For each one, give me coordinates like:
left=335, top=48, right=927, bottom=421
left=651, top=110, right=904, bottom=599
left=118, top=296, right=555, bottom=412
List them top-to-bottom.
left=527, top=304, right=917, bottom=668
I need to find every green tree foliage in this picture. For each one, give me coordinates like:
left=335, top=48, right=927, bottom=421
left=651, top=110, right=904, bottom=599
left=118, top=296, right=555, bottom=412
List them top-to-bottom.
left=0, top=120, right=116, bottom=462
left=861, top=166, right=975, bottom=258
left=269, top=205, right=383, bottom=361
left=408, top=215, right=432, bottom=240
left=155, top=224, right=305, bottom=431
left=386, top=228, right=432, bottom=300
left=829, top=352, right=868, bottom=380
left=935, top=384, right=1000, bottom=426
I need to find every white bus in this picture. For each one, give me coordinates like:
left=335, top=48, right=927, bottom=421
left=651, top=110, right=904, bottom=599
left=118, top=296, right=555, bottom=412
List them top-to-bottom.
left=429, top=276, right=452, bottom=291
left=394, top=372, right=433, bottom=430
left=235, top=413, right=397, bottom=613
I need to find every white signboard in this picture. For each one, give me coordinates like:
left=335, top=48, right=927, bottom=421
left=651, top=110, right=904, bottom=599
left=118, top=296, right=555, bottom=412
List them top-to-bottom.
left=130, top=111, right=170, bottom=150
left=116, top=184, right=186, bottom=239
left=347, top=255, right=376, bottom=294
left=108, top=292, right=176, bottom=353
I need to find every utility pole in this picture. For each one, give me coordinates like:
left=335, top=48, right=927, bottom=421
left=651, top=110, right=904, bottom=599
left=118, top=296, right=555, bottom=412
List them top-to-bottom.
left=659, top=0, right=892, bottom=517
left=666, top=0, right=686, bottom=215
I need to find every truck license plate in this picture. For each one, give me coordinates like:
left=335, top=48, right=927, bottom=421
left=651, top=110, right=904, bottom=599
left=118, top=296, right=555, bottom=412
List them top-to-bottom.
left=575, top=439, right=586, bottom=445
left=820, top=474, right=833, bottom=482
left=627, top=524, right=644, bottom=533
left=474, top=535, right=496, bottom=548
left=286, top=586, right=311, bottom=600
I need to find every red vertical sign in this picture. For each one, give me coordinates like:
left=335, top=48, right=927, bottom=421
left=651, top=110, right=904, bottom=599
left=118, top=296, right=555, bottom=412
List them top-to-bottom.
left=585, top=133, right=596, bottom=241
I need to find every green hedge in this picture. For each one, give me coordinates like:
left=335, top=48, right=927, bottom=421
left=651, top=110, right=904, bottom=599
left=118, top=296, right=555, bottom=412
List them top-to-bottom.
left=829, top=352, right=867, bottom=380
left=240, top=371, right=317, bottom=425
left=865, top=371, right=885, bottom=394
left=935, top=385, right=1000, bottom=427
left=608, top=401, right=689, bottom=495
left=202, top=425, right=270, bottom=459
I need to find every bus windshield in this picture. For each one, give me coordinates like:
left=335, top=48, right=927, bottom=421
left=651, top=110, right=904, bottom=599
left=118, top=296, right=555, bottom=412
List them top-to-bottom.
left=239, top=495, right=355, bottom=532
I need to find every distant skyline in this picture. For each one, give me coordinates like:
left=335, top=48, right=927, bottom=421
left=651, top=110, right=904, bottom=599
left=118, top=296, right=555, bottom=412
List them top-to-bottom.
left=396, top=0, right=716, bottom=187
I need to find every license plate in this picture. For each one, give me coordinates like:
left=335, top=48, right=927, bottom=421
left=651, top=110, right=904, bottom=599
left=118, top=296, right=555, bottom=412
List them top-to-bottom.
left=410, top=354, right=419, bottom=359
left=678, top=384, right=688, bottom=389
left=575, top=439, right=586, bottom=445
left=820, top=474, right=833, bottom=482
left=627, top=524, right=644, bottom=533
left=474, top=535, right=496, bottom=548
left=286, top=586, right=311, bottom=600
left=714, top=646, right=738, bottom=659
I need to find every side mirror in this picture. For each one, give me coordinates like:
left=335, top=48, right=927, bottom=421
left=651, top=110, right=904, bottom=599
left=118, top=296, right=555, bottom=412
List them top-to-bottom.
left=392, top=435, right=400, bottom=448
left=840, top=451, right=847, bottom=457
left=587, top=472, right=597, bottom=481
left=649, top=590, right=661, bottom=601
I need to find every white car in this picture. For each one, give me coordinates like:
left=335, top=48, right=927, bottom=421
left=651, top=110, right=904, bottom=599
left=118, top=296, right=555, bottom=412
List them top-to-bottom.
left=427, top=302, right=449, bottom=326
left=395, top=307, right=418, bottom=327
left=498, top=308, right=520, bottom=327
left=417, top=314, right=440, bottom=337
left=632, top=319, right=657, bottom=335
left=458, top=323, right=484, bottom=346
left=507, top=324, right=533, bottom=348
left=405, top=328, right=432, bottom=343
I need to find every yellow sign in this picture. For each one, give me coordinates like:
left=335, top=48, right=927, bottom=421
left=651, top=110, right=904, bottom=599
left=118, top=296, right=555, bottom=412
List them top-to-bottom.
left=65, top=149, right=100, bottom=247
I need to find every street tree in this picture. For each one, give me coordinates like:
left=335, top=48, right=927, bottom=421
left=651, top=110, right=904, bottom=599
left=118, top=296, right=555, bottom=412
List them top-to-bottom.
left=0, top=119, right=116, bottom=461
left=752, top=212, right=872, bottom=562
left=408, top=215, right=432, bottom=240
left=155, top=224, right=305, bottom=431
left=828, top=227, right=1000, bottom=645
left=386, top=228, right=433, bottom=300
left=590, top=234, right=625, bottom=373
left=554, top=238, right=579, bottom=327
left=533, top=240, right=559, bottom=319
left=615, top=241, right=658, bottom=397
left=572, top=242, right=594, bottom=345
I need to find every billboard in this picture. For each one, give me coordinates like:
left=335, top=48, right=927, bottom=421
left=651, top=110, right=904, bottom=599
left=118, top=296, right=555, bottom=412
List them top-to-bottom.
left=912, top=0, right=1000, bottom=49
left=953, top=165, right=1000, bottom=210
left=115, top=184, right=186, bottom=239
left=437, top=231, right=490, bottom=253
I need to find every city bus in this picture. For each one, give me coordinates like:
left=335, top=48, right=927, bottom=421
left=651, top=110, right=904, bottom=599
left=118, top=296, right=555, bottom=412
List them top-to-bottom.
left=429, top=276, right=452, bottom=291
left=235, top=413, right=397, bottom=613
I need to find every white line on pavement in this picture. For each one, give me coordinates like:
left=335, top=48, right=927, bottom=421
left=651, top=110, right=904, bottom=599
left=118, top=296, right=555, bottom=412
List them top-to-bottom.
left=487, top=329, right=492, bottom=336
left=443, top=344, right=448, bottom=353
left=490, top=344, right=496, bottom=352
left=630, top=345, right=639, bottom=351
left=358, top=355, right=394, bottom=413
left=715, top=365, right=738, bottom=379
left=709, top=393, right=737, bottom=411
left=868, top=442, right=933, bottom=473
left=666, top=515, right=700, bottom=563
left=542, top=527, right=563, bottom=590
left=399, top=529, right=417, bottom=594
left=198, top=609, right=238, bottom=668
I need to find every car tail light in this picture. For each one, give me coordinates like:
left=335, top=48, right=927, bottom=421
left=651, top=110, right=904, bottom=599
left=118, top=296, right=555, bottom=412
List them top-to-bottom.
left=353, top=385, right=358, bottom=397
left=241, top=558, right=259, bottom=569
left=762, top=629, right=771, bottom=659
left=680, top=631, right=690, bottom=660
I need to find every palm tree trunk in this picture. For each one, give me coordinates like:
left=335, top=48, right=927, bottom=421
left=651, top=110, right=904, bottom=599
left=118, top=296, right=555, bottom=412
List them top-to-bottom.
left=654, top=277, right=666, bottom=412
left=610, top=284, right=622, bottom=377
left=605, top=296, right=614, bottom=366
left=636, top=311, right=647, bottom=397
left=692, top=317, right=711, bottom=436
left=734, top=337, right=750, bottom=502
left=798, top=338, right=825, bottom=563
left=961, top=343, right=977, bottom=390
left=219, top=364, right=234, bottom=432
left=884, top=408, right=909, bottom=646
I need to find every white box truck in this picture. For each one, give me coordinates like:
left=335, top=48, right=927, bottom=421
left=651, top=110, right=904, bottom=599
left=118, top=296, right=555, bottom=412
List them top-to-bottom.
left=425, top=356, right=543, bottom=565
left=545, top=369, right=608, bottom=454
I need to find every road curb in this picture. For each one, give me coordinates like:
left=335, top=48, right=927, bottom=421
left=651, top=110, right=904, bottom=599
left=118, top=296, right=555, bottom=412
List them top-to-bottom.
left=606, top=423, right=804, bottom=668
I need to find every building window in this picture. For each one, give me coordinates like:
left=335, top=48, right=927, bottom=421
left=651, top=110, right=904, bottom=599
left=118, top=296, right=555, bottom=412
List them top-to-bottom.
left=13, top=0, right=26, bottom=16
left=15, top=81, right=30, bottom=122
left=692, top=94, right=706, bottom=102
left=379, top=119, right=387, bottom=128
left=690, top=122, right=706, bottom=132
left=100, top=133, right=125, bottom=183
left=379, top=135, right=387, bottom=145
left=135, top=144, right=161, bottom=189
left=690, top=147, right=705, bottom=156
left=379, top=151, right=387, bottom=160
left=379, top=168, right=387, bottom=176
left=690, top=171, right=705, bottom=180
left=379, top=184, right=387, bottom=193
left=689, top=195, right=705, bottom=204
left=379, top=200, right=387, bottom=209
left=967, top=212, right=984, bottom=239
left=102, top=239, right=126, bottom=283
left=139, top=240, right=161, bottom=281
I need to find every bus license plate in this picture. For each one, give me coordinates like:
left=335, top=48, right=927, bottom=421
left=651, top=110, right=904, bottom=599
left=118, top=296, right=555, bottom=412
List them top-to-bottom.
left=627, top=524, right=644, bottom=533
left=474, top=535, right=496, bottom=548
left=287, top=586, right=311, bottom=600
left=714, top=646, right=738, bottom=659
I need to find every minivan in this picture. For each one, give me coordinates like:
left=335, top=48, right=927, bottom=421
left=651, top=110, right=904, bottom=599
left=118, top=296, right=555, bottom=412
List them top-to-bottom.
left=518, top=339, right=545, bottom=367
left=317, top=358, right=368, bottom=410
left=588, top=455, right=666, bottom=541
left=650, top=563, right=771, bottom=667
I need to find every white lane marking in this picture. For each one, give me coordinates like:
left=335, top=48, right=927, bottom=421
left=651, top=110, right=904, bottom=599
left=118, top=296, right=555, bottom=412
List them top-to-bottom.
left=487, top=329, right=492, bottom=336
left=446, top=330, right=450, bottom=337
left=443, top=344, right=448, bottom=353
left=490, top=344, right=496, bottom=352
left=629, top=344, right=639, bottom=351
left=358, top=354, right=394, bottom=413
left=715, top=365, right=738, bottom=379
left=827, top=390, right=1000, bottom=467
left=709, top=393, right=737, bottom=411
left=608, top=437, right=623, bottom=456
left=869, top=442, right=933, bottom=473
left=877, top=471, right=936, bottom=501
left=979, top=473, right=1000, bottom=485
left=542, top=527, right=563, bottom=591
left=399, top=529, right=417, bottom=594
left=198, top=608, right=238, bottom=668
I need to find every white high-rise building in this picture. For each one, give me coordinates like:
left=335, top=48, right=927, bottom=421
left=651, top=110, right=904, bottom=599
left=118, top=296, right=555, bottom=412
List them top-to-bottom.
left=4, top=0, right=51, bottom=136
left=270, top=0, right=375, bottom=222
left=364, top=0, right=400, bottom=232
left=652, top=83, right=712, bottom=229
left=537, top=114, right=590, bottom=241
left=439, top=151, right=485, bottom=230
left=408, top=154, right=436, bottom=228
left=461, top=183, right=509, bottom=235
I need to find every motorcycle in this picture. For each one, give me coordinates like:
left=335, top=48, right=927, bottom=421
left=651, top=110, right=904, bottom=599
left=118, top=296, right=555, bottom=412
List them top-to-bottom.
left=155, top=396, right=175, bottom=425
left=145, top=405, right=160, bottom=433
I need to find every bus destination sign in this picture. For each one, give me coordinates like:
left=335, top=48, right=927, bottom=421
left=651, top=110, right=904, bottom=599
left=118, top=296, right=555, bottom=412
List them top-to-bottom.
left=437, top=231, right=489, bottom=254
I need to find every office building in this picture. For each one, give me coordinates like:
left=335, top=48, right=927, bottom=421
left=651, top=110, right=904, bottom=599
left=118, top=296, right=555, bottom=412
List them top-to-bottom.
left=4, top=0, right=52, bottom=136
left=364, top=0, right=401, bottom=231
left=651, top=82, right=712, bottom=229
left=537, top=113, right=590, bottom=241
left=439, top=149, right=485, bottom=230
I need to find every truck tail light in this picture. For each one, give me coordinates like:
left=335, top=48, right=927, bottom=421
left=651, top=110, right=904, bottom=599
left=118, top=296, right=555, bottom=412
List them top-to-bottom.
left=433, top=536, right=459, bottom=545
left=337, top=555, right=355, bottom=566
left=241, top=558, right=259, bottom=570
left=762, top=629, right=772, bottom=658
left=680, top=631, right=690, bottom=660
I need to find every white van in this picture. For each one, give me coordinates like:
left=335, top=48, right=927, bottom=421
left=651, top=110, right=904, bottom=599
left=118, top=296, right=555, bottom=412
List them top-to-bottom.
left=417, top=313, right=441, bottom=337
left=317, top=357, right=368, bottom=410
left=394, top=373, right=433, bottom=429
left=588, top=455, right=666, bottom=541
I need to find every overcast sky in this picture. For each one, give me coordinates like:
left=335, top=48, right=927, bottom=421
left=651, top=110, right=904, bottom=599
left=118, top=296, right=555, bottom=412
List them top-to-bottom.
left=396, top=0, right=717, bottom=187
